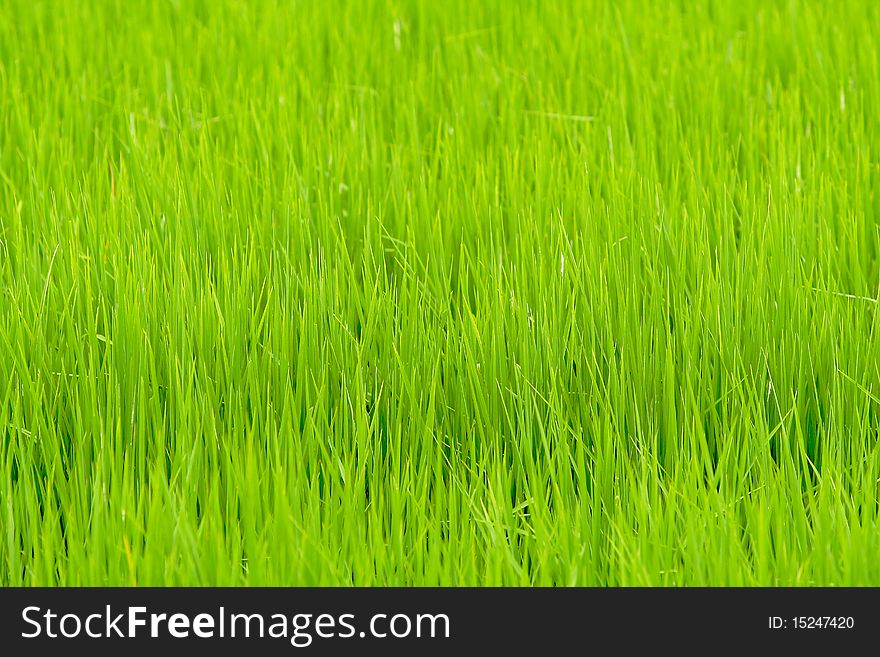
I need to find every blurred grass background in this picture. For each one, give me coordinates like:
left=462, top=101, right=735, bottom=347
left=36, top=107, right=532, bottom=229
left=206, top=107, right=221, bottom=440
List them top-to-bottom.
left=1, top=0, right=880, bottom=584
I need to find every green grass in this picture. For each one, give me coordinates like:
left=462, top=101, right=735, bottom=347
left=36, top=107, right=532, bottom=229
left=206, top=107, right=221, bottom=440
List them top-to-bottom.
left=2, top=0, right=880, bottom=586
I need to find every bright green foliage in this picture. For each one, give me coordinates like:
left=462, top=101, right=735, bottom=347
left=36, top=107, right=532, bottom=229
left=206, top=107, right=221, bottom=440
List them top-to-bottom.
left=2, top=0, right=880, bottom=585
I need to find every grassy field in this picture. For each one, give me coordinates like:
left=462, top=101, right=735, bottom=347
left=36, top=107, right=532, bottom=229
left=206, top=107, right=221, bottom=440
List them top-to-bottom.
left=2, top=0, right=880, bottom=586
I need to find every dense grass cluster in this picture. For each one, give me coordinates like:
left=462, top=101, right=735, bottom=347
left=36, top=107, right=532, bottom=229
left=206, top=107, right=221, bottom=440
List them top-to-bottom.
left=2, top=0, right=880, bottom=585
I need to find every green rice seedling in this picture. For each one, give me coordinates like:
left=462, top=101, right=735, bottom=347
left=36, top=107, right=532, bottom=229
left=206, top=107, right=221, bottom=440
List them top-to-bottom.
left=1, top=0, right=880, bottom=585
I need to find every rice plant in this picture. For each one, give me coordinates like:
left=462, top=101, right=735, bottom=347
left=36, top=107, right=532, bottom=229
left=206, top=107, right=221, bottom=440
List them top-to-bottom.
left=2, top=0, right=880, bottom=585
